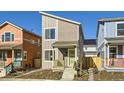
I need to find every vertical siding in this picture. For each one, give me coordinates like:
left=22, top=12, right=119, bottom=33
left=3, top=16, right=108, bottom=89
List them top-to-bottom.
left=58, top=20, right=78, bottom=41
left=105, top=22, right=116, bottom=38
left=98, top=23, right=104, bottom=47
left=23, top=32, right=41, bottom=68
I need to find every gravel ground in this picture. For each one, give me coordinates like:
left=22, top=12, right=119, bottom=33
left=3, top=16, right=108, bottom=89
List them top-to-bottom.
left=93, top=69, right=124, bottom=81
left=17, top=70, right=63, bottom=80
left=73, top=70, right=89, bottom=81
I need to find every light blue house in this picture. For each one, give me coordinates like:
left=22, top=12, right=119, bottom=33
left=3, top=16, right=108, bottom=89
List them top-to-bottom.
left=97, top=17, right=124, bottom=72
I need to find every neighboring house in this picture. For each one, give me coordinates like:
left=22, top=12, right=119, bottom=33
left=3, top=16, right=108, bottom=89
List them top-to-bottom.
left=40, top=12, right=84, bottom=70
left=97, top=17, right=124, bottom=71
left=0, top=21, right=41, bottom=77
left=84, top=39, right=97, bottom=57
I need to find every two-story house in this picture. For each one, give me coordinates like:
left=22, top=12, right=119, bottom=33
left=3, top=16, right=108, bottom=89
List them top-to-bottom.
left=40, top=12, right=84, bottom=70
left=97, top=17, right=124, bottom=71
left=0, top=21, right=41, bottom=77
left=84, top=39, right=97, bottom=57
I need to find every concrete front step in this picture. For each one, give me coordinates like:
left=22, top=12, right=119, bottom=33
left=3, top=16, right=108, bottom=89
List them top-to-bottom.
left=61, top=68, right=75, bottom=80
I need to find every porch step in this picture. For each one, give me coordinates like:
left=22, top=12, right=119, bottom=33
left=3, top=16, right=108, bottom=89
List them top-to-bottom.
left=104, top=67, right=124, bottom=72
left=61, top=68, right=75, bottom=80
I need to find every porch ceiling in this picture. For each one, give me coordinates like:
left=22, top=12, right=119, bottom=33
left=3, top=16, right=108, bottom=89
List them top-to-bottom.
left=105, top=37, right=124, bottom=44
left=52, top=41, right=78, bottom=48
left=0, top=44, right=22, bottom=50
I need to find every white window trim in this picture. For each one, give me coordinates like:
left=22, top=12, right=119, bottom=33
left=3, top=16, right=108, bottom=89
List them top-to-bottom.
left=116, top=21, right=124, bottom=37
left=44, top=27, right=57, bottom=41
left=1, top=31, right=15, bottom=42
left=44, top=49, right=55, bottom=62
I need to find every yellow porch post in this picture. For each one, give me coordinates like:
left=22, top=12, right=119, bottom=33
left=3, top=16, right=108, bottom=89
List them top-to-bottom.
left=12, top=49, right=14, bottom=67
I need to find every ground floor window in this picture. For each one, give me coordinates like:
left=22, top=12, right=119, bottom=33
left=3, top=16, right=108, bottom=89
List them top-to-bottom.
left=109, top=47, right=117, bottom=58
left=45, top=50, right=54, bottom=61
left=0, top=51, right=7, bottom=61
left=23, top=51, right=27, bottom=61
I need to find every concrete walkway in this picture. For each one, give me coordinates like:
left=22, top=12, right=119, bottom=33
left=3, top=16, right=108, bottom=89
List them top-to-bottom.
left=61, top=68, right=75, bottom=81
left=88, top=68, right=94, bottom=81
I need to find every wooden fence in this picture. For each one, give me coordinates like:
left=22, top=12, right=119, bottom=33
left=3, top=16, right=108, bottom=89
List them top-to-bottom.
left=82, top=57, right=102, bottom=69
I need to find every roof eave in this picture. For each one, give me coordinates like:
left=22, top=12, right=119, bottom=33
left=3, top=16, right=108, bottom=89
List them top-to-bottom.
left=39, top=12, right=81, bottom=25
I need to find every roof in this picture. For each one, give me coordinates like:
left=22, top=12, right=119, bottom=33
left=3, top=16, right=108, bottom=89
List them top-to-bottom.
left=40, top=12, right=81, bottom=25
left=98, top=17, right=124, bottom=22
left=0, top=21, right=41, bottom=38
left=84, top=39, right=96, bottom=45
left=52, top=41, right=78, bottom=48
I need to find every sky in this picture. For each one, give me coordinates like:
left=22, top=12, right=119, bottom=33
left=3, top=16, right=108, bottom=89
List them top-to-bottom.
left=1, top=11, right=124, bottom=39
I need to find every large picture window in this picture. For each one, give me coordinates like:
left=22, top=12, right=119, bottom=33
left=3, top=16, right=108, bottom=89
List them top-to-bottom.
left=117, top=23, right=124, bottom=36
left=45, top=28, right=55, bottom=39
left=45, top=50, right=53, bottom=61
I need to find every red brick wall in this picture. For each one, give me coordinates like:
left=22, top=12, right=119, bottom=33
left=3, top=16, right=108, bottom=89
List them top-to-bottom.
left=23, top=31, right=41, bottom=68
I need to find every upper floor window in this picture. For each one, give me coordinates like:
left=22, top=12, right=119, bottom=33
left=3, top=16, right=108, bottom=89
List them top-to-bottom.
left=117, top=23, right=124, bottom=36
left=45, top=28, right=55, bottom=39
left=2, top=32, right=14, bottom=42
left=5, top=32, right=11, bottom=41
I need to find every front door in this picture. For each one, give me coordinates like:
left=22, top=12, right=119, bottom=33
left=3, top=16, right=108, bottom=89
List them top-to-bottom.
left=68, top=49, right=75, bottom=68
left=14, top=51, right=22, bottom=68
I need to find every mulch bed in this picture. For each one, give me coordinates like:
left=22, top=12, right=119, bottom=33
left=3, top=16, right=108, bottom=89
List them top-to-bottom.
left=93, top=69, right=124, bottom=81
left=17, top=70, right=63, bottom=80
left=73, top=70, right=89, bottom=81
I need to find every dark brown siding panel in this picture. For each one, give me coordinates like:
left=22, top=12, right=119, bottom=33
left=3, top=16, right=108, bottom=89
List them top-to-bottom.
left=23, top=31, right=41, bottom=68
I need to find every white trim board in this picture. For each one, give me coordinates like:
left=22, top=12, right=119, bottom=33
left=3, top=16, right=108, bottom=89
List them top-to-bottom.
left=40, top=12, right=81, bottom=25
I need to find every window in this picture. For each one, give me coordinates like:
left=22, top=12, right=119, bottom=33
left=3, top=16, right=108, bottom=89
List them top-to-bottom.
left=117, top=23, right=124, bottom=36
left=45, top=28, right=55, bottom=39
left=2, top=32, right=15, bottom=42
left=5, top=32, right=11, bottom=41
left=12, top=34, right=14, bottom=41
left=2, top=35, right=4, bottom=42
left=109, top=47, right=117, bottom=58
left=45, top=50, right=53, bottom=61
left=23, top=51, right=27, bottom=61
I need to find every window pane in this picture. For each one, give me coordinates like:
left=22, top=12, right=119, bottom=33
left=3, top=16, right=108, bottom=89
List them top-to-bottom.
left=117, top=24, right=124, bottom=29
left=45, top=29, right=50, bottom=39
left=45, top=29, right=55, bottom=39
left=50, top=29, right=55, bottom=39
left=117, top=30, right=124, bottom=36
left=5, top=32, right=10, bottom=41
left=12, top=34, right=14, bottom=41
left=2, top=35, right=4, bottom=42
left=109, top=47, right=117, bottom=58
left=45, top=50, right=53, bottom=61
left=50, top=50, right=52, bottom=60
left=45, top=51, right=49, bottom=60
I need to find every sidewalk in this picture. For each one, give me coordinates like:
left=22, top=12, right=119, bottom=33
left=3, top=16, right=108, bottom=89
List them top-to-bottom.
left=61, top=68, right=75, bottom=81
left=88, top=68, right=94, bottom=81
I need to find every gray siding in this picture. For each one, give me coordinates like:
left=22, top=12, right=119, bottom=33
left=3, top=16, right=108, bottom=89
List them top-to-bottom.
left=42, top=15, right=58, bottom=69
left=58, top=20, right=79, bottom=41
left=105, top=22, right=116, bottom=38
left=98, top=23, right=104, bottom=47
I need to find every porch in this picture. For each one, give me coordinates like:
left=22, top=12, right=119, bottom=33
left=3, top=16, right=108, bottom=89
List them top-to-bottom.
left=104, top=37, right=124, bottom=69
left=52, top=41, right=78, bottom=69
left=0, top=49, right=23, bottom=68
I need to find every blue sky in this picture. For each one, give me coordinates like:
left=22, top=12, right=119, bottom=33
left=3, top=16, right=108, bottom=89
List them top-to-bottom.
left=0, top=11, right=41, bottom=36
left=1, top=11, right=124, bottom=39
